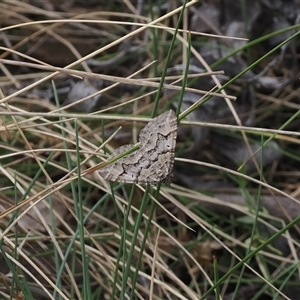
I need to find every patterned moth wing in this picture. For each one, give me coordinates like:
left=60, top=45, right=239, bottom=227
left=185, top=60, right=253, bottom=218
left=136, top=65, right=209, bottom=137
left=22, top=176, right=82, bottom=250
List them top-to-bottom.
left=98, top=110, right=177, bottom=185
left=138, top=110, right=177, bottom=184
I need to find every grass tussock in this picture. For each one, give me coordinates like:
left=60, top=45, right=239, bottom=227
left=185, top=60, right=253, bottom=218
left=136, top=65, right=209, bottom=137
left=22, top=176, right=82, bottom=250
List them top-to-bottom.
left=0, top=1, right=300, bottom=299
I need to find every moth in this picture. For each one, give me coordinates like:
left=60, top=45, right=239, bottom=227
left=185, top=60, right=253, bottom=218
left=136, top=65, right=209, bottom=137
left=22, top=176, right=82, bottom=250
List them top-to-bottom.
left=99, top=110, right=177, bottom=185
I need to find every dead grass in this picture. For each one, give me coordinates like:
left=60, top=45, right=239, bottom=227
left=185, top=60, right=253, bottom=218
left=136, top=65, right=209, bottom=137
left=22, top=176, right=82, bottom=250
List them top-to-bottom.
left=0, top=1, right=300, bottom=300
